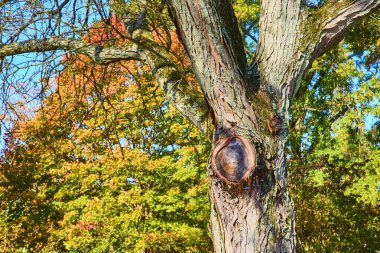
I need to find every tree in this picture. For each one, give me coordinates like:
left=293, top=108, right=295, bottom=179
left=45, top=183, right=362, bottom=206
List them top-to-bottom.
left=0, top=0, right=379, bottom=251
left=288, top=38, right=380, bottom=251
left=0, top=48, right=212, bottom=252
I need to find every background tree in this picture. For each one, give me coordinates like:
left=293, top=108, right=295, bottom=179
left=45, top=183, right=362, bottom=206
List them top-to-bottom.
left=0, top=0, right=379, bottom=251
left=289, top=13, right=380, bottom=251
left=0, top=37, right=212, bottom=252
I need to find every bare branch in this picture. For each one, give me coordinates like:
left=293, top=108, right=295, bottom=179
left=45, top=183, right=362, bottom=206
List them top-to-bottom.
left=0, top=0, right=212, bottom=139
left=0, top=37, right=141, bottom=63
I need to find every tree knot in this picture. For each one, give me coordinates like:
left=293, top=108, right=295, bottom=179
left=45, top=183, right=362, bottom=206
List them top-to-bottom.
left=211, top=134, right=256, bottom=184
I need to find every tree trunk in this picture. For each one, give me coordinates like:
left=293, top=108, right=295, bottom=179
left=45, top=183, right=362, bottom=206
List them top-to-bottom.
left=167, top=0, right=297, bottom=251
left=208, top=137, right=296, bottom=252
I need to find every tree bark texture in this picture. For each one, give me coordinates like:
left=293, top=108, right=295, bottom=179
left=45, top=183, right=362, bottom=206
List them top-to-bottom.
left=168, top=1, right=295, bottom=251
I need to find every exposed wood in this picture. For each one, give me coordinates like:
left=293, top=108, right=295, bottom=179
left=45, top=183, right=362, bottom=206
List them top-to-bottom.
left=211, top=135, right=256, bottom=183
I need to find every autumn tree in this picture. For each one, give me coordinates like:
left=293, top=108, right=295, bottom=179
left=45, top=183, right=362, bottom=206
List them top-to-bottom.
left=1, top=0, right=380, bottom=251
left=0, top=44, right=212, bottom=252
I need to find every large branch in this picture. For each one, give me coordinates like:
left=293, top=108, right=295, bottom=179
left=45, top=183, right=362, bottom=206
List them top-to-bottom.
left=168, top=0, right=259, bottom=139
left=252, top=0, right=380, bottom=103
left=252, top=0, right=304, bottom=119
left=291, top=0, right=380, bottom=96
left=311, top=0, right=380, bottom=60
left=0, top=35, right=212, bottom=139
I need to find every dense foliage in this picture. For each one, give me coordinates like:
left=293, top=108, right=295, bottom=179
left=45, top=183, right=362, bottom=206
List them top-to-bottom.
left=289, top=14, right=380, bottom=252
left=0, top=34, right=212, bottom=252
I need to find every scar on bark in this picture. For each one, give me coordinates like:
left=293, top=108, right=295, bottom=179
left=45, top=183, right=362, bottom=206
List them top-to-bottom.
left=267, top=114, right=282, bottom=135
left=211, top=135, right=256, bottom=184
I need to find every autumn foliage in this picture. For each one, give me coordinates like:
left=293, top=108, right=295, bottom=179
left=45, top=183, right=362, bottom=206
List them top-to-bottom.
left=0, top=23, right=212, bottom=252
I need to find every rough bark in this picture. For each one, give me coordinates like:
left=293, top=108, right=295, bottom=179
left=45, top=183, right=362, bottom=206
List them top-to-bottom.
left=168, top=0, right=296, bottom=251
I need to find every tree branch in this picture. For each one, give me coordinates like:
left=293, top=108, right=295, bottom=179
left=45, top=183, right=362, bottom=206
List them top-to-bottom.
left=167, top=0, right=259, bottom=140
left=251, top=0, right=379, bottom=104
left=290, top=0, right=380, bottom=98
left=311, top=0, right=380, bottom=61
left=131, top=30, right=213, bottom=140
left=0, top=34, right=212, bottom=139
left=0, top=37, right=141, bottom=63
